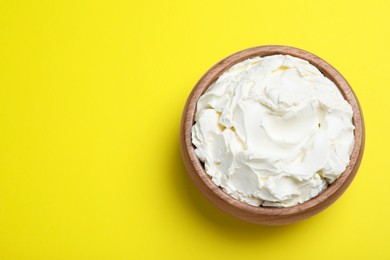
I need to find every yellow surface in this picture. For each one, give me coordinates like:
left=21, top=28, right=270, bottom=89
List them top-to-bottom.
left=0, top=0, right=388, bottom=259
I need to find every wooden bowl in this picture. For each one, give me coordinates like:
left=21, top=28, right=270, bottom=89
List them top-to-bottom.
left=180, top=45, right=365, bottom=225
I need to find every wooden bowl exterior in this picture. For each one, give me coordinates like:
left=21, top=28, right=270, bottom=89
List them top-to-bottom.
left=180, top=45, right=365, bottom=225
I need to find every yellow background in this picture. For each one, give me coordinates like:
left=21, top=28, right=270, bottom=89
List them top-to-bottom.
left=0, top=0, right=388, bottom=259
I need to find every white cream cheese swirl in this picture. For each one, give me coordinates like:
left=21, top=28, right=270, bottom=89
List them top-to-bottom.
left=191, top=55, right=355, bottom=207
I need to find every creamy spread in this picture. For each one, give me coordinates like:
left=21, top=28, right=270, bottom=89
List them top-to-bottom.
left=191, top=55, right=355, bottom=207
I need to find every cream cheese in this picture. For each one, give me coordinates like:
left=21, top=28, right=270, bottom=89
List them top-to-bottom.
left=191, top=54, right=355, bottom=207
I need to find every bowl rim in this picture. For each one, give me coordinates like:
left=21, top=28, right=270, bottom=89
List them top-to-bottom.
left=181, top=45, right=365, bottom=220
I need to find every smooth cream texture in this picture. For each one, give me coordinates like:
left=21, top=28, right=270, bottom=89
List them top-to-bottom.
left=192, top=55, right=355, bottom=207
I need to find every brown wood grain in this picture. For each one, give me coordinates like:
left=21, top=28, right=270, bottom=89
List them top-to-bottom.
left=180, top=45, right=365, bottom=225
